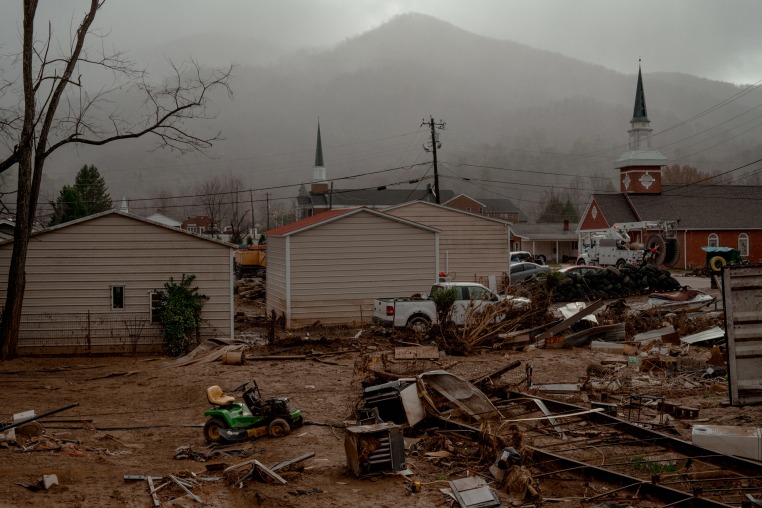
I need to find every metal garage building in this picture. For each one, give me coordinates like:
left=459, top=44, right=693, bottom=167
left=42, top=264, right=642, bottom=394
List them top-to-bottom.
left=384, top=201, right=511, bottom=292
left=264, top=207, right=439, bottom=328
left=0, top=211, right=234, bottom=354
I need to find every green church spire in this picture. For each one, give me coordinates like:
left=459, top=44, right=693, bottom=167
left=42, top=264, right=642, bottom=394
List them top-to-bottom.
left=632, top=65, right=649, bottom=122
left=315, top=121, right=324, bottom=167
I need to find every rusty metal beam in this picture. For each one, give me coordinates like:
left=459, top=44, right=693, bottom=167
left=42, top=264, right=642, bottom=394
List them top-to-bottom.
left=508, top=392, right=762, bottom=477
left=529, top=447, right=735, bottom=508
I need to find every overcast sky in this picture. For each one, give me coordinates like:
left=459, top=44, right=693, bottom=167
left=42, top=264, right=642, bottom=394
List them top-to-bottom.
left=1, top=0, right=761, bottom=85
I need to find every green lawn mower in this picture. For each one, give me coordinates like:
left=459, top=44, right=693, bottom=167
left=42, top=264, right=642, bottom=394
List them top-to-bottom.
left=203, top=378, right=303, bottom=444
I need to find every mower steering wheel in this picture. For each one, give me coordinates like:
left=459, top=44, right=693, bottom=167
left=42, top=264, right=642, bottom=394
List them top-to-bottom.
left=233, top=381, right=249, bottom=392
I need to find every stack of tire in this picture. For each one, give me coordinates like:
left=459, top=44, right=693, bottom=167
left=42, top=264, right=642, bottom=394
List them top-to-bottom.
left=550, top=264, right=681, bottom=302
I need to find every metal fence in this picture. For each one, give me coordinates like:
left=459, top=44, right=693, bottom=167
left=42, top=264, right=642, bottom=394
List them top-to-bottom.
left=17, top=311, right=164, bottom=354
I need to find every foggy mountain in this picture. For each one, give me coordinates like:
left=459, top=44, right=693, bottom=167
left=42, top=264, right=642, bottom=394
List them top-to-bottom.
left=25, top=13, right=762, bottom=221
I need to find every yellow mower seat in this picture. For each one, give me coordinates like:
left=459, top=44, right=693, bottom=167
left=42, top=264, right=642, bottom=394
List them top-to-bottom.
left=207, top=385, right=235, bottom=406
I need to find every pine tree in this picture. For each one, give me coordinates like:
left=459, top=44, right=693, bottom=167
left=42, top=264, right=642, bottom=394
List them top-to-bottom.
left=48, top=165, right=112, bottom=225
left=74, top=165, right=112, bottom=213
left=49, top=185, right=88, bottom=226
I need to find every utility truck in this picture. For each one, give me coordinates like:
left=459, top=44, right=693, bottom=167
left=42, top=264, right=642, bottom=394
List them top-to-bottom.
left=576, top=221, right=679, bottom=268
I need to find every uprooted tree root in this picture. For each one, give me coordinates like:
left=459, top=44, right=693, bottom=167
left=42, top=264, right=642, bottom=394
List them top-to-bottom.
left=430, top=285, right=554, bottom=355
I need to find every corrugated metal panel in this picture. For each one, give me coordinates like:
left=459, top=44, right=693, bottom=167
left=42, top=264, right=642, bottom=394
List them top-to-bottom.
left=722, top=264, right=762, bottom=405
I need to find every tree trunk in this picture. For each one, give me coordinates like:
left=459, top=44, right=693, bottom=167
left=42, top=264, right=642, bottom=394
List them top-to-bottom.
left=0, top=0, right=37, bottom=361
left=0, top=156, right=33, bottom=360
left=0, top=225, right=31, bottom=360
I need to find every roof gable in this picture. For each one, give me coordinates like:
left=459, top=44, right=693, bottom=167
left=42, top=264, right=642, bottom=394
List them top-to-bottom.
left=302, top=188, right=455, bottom=207
left=386, top=200, right=511, bottom=225
left=264, top=207, right=439, bottom=237
left=1, top=210, right=234, bottom=248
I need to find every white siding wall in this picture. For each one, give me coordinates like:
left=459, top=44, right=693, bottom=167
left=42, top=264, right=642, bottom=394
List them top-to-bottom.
left=386, top=203, right=510, bottom=283
left=270, top=212, right=438, bottom=328
left=0, top=214, right=232, bottom=353
left=265, top=236, right=287, bottom=316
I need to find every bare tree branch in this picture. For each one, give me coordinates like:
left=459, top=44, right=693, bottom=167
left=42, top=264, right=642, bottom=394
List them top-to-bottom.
left=0, top=0, right=233, bottom=359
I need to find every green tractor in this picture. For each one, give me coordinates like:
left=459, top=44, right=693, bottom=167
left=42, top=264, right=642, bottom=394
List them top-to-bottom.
left=702, top=246, right=748, bottom=273
left=203, top=379, right=303, bottom=443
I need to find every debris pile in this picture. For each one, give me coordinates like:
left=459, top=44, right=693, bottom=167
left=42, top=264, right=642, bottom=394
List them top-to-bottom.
left=540, top=264, right=682, bottom=302
left=234, top=277, right=265, bottom=300
left=345, top=350, right=761, bottom=507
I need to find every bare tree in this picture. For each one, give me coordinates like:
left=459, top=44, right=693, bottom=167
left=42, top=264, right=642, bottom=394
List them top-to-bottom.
left=0, top=0, right=233, bottom=359
left=195, top=174, right=245, bottom=238
left=196, top=176, right=226, bottom=234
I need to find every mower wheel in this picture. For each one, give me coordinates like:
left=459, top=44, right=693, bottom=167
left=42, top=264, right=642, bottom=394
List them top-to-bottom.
left=203, top=417, right=229, bottom=444
left=268, top=418, right=291, bottom=438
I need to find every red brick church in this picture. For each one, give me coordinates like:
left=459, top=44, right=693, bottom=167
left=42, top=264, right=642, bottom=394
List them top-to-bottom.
left=578, top=67, right=762, bottom=269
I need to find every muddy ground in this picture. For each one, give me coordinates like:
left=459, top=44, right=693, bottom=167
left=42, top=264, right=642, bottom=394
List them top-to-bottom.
left=1, top=278, right=759, bottom=508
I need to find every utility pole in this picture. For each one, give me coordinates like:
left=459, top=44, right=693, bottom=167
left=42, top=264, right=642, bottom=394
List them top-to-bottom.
left=421, top=116, right=445, bottom=204
left=249, top=189, right=254, bottom=237
left=266, top=193, right=270, bottom=230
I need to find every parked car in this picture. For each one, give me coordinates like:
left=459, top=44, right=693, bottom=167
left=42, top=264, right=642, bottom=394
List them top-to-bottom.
left=510, top=251, right=545, bottom=265
left=509, top=262, right=550, bottom=284
left=557, top=265, right=605, bottom=276
left=372, top=282, right=529, bottom=332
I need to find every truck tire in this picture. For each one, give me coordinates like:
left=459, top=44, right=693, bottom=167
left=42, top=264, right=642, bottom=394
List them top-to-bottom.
left=536, top=254, right=546, bottom=265
left=577, top=258, right=586, bottom=265
left=615, top=259, right=626, bottom=270
left=407, top=315, right=432, bottom=334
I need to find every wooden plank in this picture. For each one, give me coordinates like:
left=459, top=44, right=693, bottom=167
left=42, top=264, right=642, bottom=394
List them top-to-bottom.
left=535, top=300, right=605, bottom=342
left=394, top=346, right=439, bottom=360
left=469, top=360, right=521, bottom=386
left=270, top=452, right=316, bottom=472
left=252, top=460, right=287, bottom=484
left=169, top=475, right=202, bottom=503
left=146, top=476, right=161, bottom=507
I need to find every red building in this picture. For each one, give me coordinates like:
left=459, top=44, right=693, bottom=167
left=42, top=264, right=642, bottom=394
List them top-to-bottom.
left=578, top=67, right=762, bottom=269
left=181, top=215, right=218, bottom=235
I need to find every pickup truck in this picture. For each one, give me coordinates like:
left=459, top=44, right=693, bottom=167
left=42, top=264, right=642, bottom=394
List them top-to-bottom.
left=372, top=282, right=529, bottom=332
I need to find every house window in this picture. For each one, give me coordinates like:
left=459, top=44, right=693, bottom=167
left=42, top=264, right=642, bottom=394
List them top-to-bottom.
left=466, top=207, right=472, bottom=213
left=478, top=207, right=484, bottom=214
left=187, top=224, right=197, bottom=233
left=199, top=226, right=206, bottom=234
left=708, top=233, right=719, bottom=248
left=739, top=233, right=749, bottom=257
left=512, top=241, right=520, bottom=251
left=571, top=241, right=579, bottom=250
left=111, top=285, right=125, bottom=310
left=150, top=291, right=162, bottom=323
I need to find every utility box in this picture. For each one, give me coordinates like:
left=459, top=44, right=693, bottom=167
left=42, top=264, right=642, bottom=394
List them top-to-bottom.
left=344, top=422, right=406, bottom=477
left=692, top=425, right=762, bottom=461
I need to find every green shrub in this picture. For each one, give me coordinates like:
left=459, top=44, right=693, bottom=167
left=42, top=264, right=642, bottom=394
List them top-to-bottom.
left=156, top=274, right=207, bottom=356
left=431, top=286, right=458, bottom=324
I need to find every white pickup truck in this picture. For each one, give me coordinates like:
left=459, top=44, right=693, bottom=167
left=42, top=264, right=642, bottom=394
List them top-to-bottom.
left=372, top=282, right=528, bottom=332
